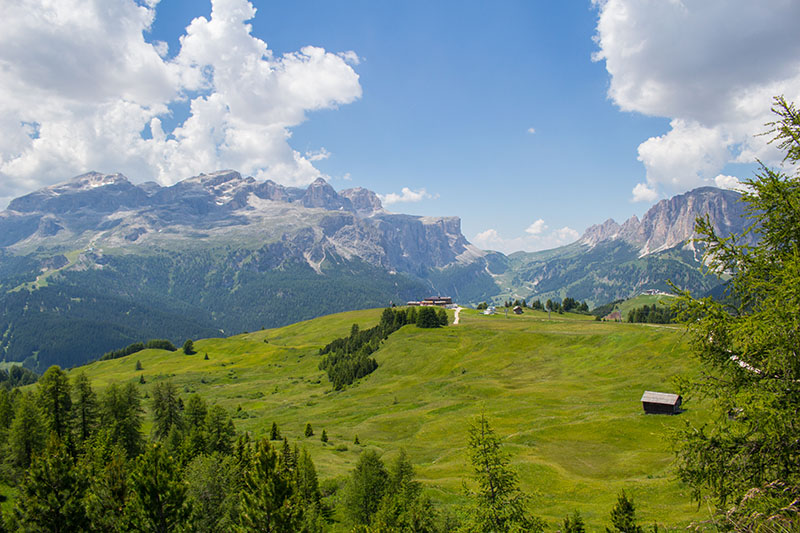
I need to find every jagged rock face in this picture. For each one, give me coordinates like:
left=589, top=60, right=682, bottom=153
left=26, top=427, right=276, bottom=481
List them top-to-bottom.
left=0, top=170, right=483, bottom=273
left=340, top=187, right=383, bottom=217
left=578, top=187, right=749, bottom=256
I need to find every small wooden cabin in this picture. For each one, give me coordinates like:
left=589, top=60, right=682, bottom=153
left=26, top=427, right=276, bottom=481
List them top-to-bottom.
left=512, top=305, right=523, bottom=314
left=640, top=391, right=682, bottom=415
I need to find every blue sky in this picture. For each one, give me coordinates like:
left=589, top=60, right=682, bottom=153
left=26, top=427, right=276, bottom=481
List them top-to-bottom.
left=1, top=1, right=799, bottom=252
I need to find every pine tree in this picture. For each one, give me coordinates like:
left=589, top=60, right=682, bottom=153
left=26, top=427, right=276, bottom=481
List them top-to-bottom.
left=673, top=97, right=800, bottom=525
left=437, top=307, right=448, bottom=326
left=183, top=339, right=195, bottom=355
left=135, top=360, right=143, bottom=371
left=38, top=365, right=72, bottom=440
left=71, top=371, right=98, bottom=447
left=151, top=380, right=184, bottom=441
left=100, top=382, right=144, bottom=458
left=0, top=388, right=12, bottom=430
left=7, top=392, right=45, bottom=469
left=184, top=394, right=208, bottom=432
left=205, top=405, right=236, bottom=455
left=460, top=414, right=543, bottom=532
left=270, top=421, right=281, bottom=440
left=304, top=423, right=314, bottom=437
left=320, top=430, right=328, bottom=443
left=83, top=434, right=130, bottom=532
left=354, top=434, right=360, bottom=445
left=14, top=435, right=88, bottom=532
left=237, top=437, right=300, bottom=531
left=126, top=443, right=191, bottom=531
left=295, top=447, right=327, bottom=532
left=373, top=448, right=437, bottom=532
left=344, top=449, right=388, bottom=526
left=185, top=454, right=238, bottom=533
left=606, top=491, right=642, bottom=533
left=563, top=510, right=586, bottom=533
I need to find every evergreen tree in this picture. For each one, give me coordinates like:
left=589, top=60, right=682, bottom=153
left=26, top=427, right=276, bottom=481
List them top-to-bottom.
left=672, top=97, right=800, bottom=525
left=416, top=307, right=440, bottom=328
left=437, top=307, right=449, bottom=326
left=182, top=339, right=195, bottom=355
left=135, top=360, right=143, bottom=371
left=38, top=365, right=72, bottom=440
left=71, top=371, right=98, bottom=447
left=151, top=380, right=184, bottom=441
left=101, top=382, right=144, bottom=458
left=0, top=388, right=13, bottom=430
left=7, top=392, right=45, bottom=470
left=183, top=394, right=207, bottom=432
left=204, top=405, right=236, bottom=455
left=460, top=414, right=543, bottom=532
left=270, top=421, right=281, bottom=440
left=304, top=423, right=313, bottom=437
left=320, top=430, right=328, bottom=443
left=83, top=433, right=131, bottom=532
left=13, top=435, right=88, bottom=533
left=237, top=437, right=300, bottom=531
left=126, top=443, right=191, bottom=532
left=295, top=447, right=326, bottom=532
left=344, top=449, right=388, bottom=526
left=373, top=449, right=437, bottom=532
left=185, top=454, right=238, bottom=533
left=606, top=491, right=642, bottom=533
left=563, top=510, right=586, bottom=533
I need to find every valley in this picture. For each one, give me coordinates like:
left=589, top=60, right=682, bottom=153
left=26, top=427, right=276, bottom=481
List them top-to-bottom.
left=67, top=306, right=703, bottom=528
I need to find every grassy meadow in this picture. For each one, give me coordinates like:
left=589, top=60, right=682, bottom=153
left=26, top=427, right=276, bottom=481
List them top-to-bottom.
left=69, top=306, right=705, bottom=529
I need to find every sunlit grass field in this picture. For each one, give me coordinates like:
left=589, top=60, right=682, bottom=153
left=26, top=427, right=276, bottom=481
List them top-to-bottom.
left=71, top=306, right=705, bottom=529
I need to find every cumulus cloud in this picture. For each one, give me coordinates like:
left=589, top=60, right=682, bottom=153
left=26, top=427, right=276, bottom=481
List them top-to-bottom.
left=0, top=0, right=362, bottom=202
left=592, top=0, right=800, bottom=200
left=527, top=127, right=536, bottom=134
left=713, top=174, right=749, bottom=193
left=631, top=182, right=659, bottom=203
left=378, top=187, right=434, bottom=205
left=525, top=219, right=547, bottom=235
left=473, top=221, right=580, bottom=254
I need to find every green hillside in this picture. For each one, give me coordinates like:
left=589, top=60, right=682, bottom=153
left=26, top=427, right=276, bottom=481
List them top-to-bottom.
left=71, top=307, right=704, bottom=529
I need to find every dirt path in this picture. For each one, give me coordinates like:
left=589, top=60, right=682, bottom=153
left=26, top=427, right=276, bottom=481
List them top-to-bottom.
left=453, top=306, right=463, bottom=325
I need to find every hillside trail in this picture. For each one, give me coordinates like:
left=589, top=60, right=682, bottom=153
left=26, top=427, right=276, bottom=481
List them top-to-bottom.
left=453, top=306, right=462, bottom=325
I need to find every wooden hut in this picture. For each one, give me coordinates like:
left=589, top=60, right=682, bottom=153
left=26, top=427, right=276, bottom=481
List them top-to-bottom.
left=512, top=305, right=523, bottom=314
left=640, top=391, right=682, bottom=415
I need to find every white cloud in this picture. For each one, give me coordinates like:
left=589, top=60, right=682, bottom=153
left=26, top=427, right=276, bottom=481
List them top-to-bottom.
left=0, top=0, right=362, bottom=201
left=593, top=0, right=800, bottom=198
left=527, top=127, right=536, bottom=134
left=305, top=148, right=331, bottom=162
left=713, top=174, right=749, bottom=193
left=631, top=182, right=658, bottom=203
left=378, top=187, right=434, bottom=205
left=525, top=219, right=547, bottom=235
left=473, top=222, right=580, bottom=254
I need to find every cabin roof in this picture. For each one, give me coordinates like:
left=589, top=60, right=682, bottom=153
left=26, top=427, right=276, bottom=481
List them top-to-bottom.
left=640, top=391, right=681, bottom=405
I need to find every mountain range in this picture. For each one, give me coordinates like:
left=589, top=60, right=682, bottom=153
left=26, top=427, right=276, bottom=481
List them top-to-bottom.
left=0, top=171, right=750, bottom=370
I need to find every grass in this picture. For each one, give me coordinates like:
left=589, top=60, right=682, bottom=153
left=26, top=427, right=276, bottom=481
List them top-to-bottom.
left=617, top=294, right=677, bottom=320
left=70, top=306, right=704, bottom=529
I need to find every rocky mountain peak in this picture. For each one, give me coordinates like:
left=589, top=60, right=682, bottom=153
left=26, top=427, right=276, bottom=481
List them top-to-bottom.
left=7, top=171, right=146, bottom=214
left=301, top=177, right=352, bottom=211
left=578, top=186, right=748, bottom=257
left=339, top=187, right=383, bottom=217
left=578, top=218, right=622, bottom=247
